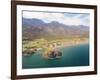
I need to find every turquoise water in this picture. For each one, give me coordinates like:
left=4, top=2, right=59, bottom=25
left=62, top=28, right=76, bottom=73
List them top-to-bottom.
left=22, top=44, right=89, bottom=69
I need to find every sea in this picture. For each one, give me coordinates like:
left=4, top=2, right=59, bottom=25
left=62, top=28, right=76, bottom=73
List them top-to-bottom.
left=22, top=43, right=89, bottom=69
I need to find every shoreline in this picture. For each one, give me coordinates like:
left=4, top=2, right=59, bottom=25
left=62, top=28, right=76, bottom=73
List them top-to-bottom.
left=22, top=37, right=89, bottom=54
left=53, top=40, right=89, bottom=49
left=58, top=42, right=89, bottom=50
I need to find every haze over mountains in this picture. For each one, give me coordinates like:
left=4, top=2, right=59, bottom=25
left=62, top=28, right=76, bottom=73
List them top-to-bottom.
left=22, top=18, right=89, bottom=40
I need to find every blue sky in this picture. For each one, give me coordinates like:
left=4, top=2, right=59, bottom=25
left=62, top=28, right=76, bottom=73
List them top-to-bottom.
left=23, top=11, right=90, bottom=26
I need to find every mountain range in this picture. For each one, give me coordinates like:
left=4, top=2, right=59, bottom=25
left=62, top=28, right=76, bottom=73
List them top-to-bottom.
left=22, top=18, right=89, bottom=40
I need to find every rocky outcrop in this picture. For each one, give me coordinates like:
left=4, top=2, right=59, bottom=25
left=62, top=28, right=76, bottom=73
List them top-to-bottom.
left=22, top=48, right=37, bottom=56
left=43, top=48, right=62, bottom=59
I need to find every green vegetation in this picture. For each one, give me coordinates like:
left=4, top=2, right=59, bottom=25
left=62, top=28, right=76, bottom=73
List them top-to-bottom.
left=22, top=36, right=89, bottom=57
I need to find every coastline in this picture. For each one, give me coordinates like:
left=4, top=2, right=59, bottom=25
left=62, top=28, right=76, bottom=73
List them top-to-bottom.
left=22, top=37, right=89, bottom=55
left=42, top=39, right=89, bottom=59
left=52, top=39, right=89, bottom=49
left=22, top=42, right=89, bottom=68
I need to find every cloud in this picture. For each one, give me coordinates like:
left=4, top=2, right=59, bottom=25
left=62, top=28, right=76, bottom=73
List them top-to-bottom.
left=23, top=11, right=90, bottom=26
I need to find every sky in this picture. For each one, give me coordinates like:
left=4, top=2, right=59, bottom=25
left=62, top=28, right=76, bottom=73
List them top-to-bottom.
left=23, top=11, right=90, bottom=26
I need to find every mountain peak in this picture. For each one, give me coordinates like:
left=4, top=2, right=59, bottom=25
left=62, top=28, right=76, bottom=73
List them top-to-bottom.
left=22, top=18, right=45, bottom=26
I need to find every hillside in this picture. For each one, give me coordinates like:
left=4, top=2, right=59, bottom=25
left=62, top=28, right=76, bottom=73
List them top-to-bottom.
left=22, top=18, right=89, bottom=40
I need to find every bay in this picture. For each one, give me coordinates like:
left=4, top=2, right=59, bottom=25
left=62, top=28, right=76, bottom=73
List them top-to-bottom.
left=22, top=44, right=89, bottom=69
